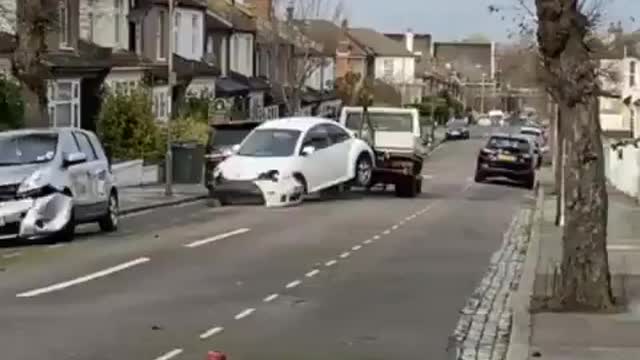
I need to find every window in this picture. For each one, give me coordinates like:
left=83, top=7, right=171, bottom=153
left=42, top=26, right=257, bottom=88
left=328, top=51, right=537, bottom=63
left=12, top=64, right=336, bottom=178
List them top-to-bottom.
left=59, top=0, right=70, bottom=48
left=114, top=0, right=123, bottom=45
left=157, top=10, right=167, bottom=60
left=175, top=12, right=181, bottom=54
left=192, top=15, right=199, bottom=54
left=135, top=25, right=142, bottom=55
left=206, top=35, right=213, bottom=54
left=245, top=35, right=252, bottom=75
left=383, top=59, right=394, bottom=78
left=630, top=61, right=636, bottom=87
left=47, top=80, right=81, bottom=128
left=323, top=124, right=351, bottom=144
left=301, top=126, right=330, bottom=151
left=60, top=132, right=80, bottom=155
left=73, top=132, right=98, bottom=160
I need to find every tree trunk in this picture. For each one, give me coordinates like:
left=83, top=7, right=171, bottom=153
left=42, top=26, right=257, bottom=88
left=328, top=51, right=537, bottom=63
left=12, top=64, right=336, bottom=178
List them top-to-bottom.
left=21, top=85, right=49, bottom=127
left=556, top=96, right=614, bottom=310
left=554, top=103, right=564, bottom=226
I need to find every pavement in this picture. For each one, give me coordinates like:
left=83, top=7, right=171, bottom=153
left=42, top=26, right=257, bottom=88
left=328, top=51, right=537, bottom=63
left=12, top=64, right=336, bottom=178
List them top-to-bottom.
left=0, top=129, right=532, bottom=360
left=514, top=167, right=640, bottom=360
left=119, top=184, right=208, bottom=215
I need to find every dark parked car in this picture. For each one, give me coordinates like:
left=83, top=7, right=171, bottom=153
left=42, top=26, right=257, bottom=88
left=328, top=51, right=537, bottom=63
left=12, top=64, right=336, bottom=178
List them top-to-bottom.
left=445, top=118, right=470, bottom=140
left=474, top=134, right=536, bottom=189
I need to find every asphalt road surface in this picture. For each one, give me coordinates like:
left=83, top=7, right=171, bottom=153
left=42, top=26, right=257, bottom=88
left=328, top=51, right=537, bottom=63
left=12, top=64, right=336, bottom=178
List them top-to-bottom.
left=0, top=130, right=530, bottom=360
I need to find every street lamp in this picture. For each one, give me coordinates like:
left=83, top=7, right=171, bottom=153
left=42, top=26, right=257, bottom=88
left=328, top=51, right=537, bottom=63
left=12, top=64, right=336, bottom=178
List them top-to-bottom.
left=165, top=0, right=176, bottom=197
left=481, top=72, right=487, bottom=115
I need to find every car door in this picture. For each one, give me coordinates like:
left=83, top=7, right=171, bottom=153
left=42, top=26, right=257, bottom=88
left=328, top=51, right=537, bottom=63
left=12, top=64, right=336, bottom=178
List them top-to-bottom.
left=322, top=123, right=353, bottom=182
left=299, top=125, right=333, bottom=192
left=71, top=131, right=103, bottom=219
left=58, top=132, right=90, bottom=211
left=86, top=132, right=112, bottom=211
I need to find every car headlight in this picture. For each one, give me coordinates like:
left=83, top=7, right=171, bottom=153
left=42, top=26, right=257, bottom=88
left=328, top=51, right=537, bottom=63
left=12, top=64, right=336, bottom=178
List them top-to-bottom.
left=222, top=147, right=234, bottom=157
left=18, top=170, right=45, bottom=195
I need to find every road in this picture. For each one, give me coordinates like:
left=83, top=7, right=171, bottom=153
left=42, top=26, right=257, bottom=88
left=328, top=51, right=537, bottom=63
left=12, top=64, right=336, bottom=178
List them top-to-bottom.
left=0, top=131, right=529, bottom=360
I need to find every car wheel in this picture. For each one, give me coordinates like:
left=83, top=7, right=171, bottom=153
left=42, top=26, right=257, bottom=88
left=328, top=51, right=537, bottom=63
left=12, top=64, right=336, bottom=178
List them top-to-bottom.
left=353, top=154, right=373, bottom=188
left=474, top=169, right=485, bottom=183
left=525, top=173, right=536, bottom=190
left=395, top=177, right=418, bottom=198
left=99, top=191, right=119, bottom=232
left=53, top=209, right=76, bottom=242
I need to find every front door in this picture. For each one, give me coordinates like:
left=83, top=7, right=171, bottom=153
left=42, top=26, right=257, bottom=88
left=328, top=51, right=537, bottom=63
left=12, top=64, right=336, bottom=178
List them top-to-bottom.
left=322, top=123, right=353, bottom=182
left=299, top=125, right=333, bottom=192
left=71, top=131, right=104, bottom=220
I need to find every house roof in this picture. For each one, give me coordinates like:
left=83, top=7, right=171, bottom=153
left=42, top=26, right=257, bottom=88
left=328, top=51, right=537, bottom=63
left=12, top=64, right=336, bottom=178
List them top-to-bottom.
left=207, top=0, right=256, bottom=32
left=206, top=10, right=233, bottom=31
left=295, top=20, right=342, bottom=56
left=348, top=28, right=414, bottom=57
left=385, top=32, right=433, bottom=77
left=151, top=54, right=220, bottom=82
left=229, top=71, right=270, bottom=91
left=216, top=76, right=250, bottom=96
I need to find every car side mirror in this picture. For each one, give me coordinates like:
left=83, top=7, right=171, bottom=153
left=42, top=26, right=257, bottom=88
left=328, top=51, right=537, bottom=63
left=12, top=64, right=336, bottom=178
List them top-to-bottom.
left=231, top=144, right=241, bottom=153
left=301, top=145, right=316, bottom=156
left=63, top=152, right=87, bottom=167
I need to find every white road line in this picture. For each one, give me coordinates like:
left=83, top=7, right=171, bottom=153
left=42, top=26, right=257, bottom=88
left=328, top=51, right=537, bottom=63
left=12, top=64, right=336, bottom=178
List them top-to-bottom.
left=121, top=209, right=154, bottom=219
left=408, top=214, right=416, bottom=220
left=405, top=215, right=412, bottom=221
left=392, top=225, right=399, bottom=230
left=184, top=228, right=250, bottom=248
left=382, top=230, right=391, bottom=235
left=373, top=235, right=380, bottom=240
left=363, top=239, right=373, bottom=245
left=47, top=243, right=66, bottom=249
left=608, top=244, right=640, bottom=251
left=352, top=245, right=362, bottom=251
left=2, top=252, right=22, bottom=259
left=339, top=252, right=351, bottom=259
left=16, top=257, right=150, bottom=298
left=325, top=259, right=337, bottom=267
left=305, top=269, right=320, bottom=278
left=286, top=280, right=302, bottom=289
left=263, top=293, right=279, bottom=302
left=234, top=308, right=256, bottom=320
left=199, top=326, right=224, bottom=339
left=153, top=348, right=183, bottom=360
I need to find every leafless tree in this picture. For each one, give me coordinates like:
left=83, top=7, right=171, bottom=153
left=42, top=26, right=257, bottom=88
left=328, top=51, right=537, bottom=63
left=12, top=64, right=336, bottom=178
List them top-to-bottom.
left=493, top=0, right=616, bottom=310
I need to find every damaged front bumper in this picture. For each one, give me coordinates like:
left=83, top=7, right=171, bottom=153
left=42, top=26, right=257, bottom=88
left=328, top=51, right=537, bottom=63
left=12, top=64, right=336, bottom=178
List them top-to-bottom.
left=212, top=177, right=304, bottom=208
left=0, top=193, right=73, bottom=240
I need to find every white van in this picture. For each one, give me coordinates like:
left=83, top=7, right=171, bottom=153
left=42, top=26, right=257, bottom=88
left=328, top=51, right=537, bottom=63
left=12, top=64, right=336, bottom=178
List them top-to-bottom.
left=488, top=110, right=506, bottom=126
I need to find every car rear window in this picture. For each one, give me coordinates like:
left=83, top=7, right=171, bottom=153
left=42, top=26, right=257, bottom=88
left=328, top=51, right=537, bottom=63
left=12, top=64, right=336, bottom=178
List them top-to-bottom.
left=208, top=127, right=255, bottom=148
left=487, top=137, right=530, bottom=152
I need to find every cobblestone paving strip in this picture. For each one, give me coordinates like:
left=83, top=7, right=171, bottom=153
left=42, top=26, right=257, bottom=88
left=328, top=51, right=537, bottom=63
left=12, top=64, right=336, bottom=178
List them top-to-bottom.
left=449, top=208, right=532, bottom=360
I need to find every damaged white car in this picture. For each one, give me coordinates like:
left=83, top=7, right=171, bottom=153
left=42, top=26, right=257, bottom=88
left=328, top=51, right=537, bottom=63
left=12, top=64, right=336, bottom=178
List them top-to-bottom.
left=211, top=117, right=375, bottom=207
left=0, top=128, right=119, bottom=241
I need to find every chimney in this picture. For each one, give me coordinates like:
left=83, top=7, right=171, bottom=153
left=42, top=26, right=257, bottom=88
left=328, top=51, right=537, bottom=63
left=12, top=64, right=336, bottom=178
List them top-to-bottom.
left=245, top=0, right=273, bottom=20
left=405, top=28, right=414, bottom=53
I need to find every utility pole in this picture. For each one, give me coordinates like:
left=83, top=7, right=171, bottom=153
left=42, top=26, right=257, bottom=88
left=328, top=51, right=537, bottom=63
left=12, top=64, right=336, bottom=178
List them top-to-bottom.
left=165, top=0, right=175, bottom=196
left=480, top=73, right=486, bottom=114
left=430, top=94, right=436, bottom=143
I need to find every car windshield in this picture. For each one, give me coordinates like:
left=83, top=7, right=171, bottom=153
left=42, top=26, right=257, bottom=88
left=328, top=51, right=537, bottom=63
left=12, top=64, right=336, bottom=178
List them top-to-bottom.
left=345, top=112, right=413, bottom=132
left=449, top=119, right=467, bottom=127
left=209, top=127, right=255, bottom=149
left=237, top=129, right=301, bottom=157
left=521, top=129, right=541, bottom=137
left=0, top=133, right=58, bottom=166
left=487, top=137, right=530, bottom=152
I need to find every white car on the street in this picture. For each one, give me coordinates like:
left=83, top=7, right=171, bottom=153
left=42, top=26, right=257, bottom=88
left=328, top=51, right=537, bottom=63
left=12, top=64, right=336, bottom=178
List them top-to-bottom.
left=211, top=117, right=375, bottom=207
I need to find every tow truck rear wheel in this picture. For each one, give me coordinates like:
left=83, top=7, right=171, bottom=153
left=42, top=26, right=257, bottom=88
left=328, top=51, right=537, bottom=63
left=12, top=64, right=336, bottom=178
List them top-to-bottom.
left=395, top=177, right=419, bottom=198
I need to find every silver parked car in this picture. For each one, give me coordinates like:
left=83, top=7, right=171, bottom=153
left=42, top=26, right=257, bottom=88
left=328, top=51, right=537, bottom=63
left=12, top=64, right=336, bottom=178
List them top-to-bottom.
left=0, top=128, right=119, bottom=241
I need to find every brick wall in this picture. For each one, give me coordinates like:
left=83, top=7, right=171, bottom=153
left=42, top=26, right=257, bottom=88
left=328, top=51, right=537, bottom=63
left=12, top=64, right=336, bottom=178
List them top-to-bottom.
left=245, top=0, right=272, bottom=20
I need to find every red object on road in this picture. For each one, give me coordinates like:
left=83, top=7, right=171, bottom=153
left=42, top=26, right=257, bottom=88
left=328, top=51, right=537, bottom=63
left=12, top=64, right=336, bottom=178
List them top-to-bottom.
left=207, top=351, right=227, bottom=360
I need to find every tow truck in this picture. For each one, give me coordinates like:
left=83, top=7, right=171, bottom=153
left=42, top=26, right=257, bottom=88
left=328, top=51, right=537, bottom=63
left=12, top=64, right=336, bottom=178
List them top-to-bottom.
left=339, top=105, right=427, bottom=197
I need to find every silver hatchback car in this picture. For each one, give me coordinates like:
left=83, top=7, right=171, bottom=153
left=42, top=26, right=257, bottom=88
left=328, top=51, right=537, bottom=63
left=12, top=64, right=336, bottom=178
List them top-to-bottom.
left=0, top=128, right=119, bottom=241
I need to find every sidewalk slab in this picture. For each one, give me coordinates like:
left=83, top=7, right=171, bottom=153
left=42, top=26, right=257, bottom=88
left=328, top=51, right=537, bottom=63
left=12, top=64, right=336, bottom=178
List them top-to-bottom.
left=118, top=184, right=207, bottom=215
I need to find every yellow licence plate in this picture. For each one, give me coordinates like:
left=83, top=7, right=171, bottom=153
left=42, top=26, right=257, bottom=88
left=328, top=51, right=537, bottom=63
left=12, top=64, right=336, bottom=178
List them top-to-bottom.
left=498, top=154, right=516, bottom=162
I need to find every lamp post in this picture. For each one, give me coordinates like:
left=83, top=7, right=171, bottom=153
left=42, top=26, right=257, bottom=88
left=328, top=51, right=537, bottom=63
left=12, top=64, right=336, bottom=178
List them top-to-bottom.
left=165, top=0, right=176, bottom=196
left=480, top=72, right=487, bottom=115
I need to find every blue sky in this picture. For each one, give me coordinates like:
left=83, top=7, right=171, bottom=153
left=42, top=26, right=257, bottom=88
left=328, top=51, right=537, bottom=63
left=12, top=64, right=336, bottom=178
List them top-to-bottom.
left=341, top=0, right=639, bottom=42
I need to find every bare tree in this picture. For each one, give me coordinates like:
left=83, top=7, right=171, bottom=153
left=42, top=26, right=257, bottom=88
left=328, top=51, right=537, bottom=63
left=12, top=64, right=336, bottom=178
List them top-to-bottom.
left=0, top=0, right=57, bottom=127
left=265, top=0, right=344, bottom=115
left=493, top=0, right=615, bottom=310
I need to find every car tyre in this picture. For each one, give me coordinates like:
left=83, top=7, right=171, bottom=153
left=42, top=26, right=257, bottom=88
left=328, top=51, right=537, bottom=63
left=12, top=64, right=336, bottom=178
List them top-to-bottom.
left=352, top=154, right=373, bottom=188
left=474, top=169, right=485, bottom=183
left=524, top=173, right=536, bottom=190
left=395, top=177, right=418, bottom=198
left=99, top=191, right=119, bottom=232
left=53, top=210, right=76, bottom=243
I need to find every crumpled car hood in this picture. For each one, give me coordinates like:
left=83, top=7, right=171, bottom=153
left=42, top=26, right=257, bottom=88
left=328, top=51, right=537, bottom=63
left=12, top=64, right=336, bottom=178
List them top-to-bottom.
left=218, top=156, right=296, bottom=181
left=0, top=163, right=43, bottom=186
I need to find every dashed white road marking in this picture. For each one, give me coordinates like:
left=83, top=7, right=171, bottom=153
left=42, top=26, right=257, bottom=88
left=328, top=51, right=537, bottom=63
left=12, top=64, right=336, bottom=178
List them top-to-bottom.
left=121, top=209, right=154, bottom=219
left=391, top=225, right=399, bottom=230
left=184, top=228, right=250, bottom=248
left=382, top=230, right=391, bottom=235
left=373, top=235, right=380, bottom=240
left=608, top=244, right=640, bottom=251
left=352, top=245, right=362, bottom=251
left=2, top=251, right=21, bottom=259
left=339, top=251, right=351, bottom=259
left=16, top=257, right=151, bottom=298
left=325, top=259, right=337, bottom=267
left=305, top=269, right=320, bottom=278
left=286, top=280, right=302, bottom=289
left=263, top=293, right=279, bottom=302
left=234, top=308, right=255, bottom=320
left=199, top=326, right=224, bottom=339
left=153, top=348, right=183, bottom=360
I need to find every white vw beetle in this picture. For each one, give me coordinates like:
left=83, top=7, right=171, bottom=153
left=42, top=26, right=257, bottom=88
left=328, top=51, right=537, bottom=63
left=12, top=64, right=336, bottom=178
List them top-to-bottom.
left=212, top=117, right=375, bottom=207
